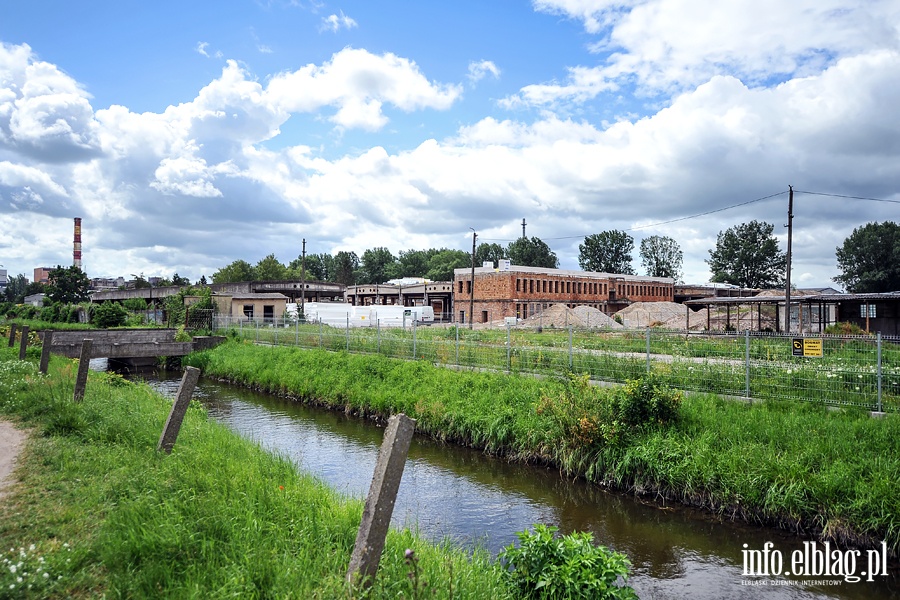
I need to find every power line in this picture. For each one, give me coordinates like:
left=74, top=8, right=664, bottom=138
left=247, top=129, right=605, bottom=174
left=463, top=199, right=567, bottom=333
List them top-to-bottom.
left=794, top=190, right=900, bottom=205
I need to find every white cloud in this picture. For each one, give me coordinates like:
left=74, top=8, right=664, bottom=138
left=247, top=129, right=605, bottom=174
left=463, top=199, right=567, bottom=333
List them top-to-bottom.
left=524, top=0, right=900, bottom=105
left=321, top=11, right=358, bottom=33
left=196, top=42, right=211, bottom=57
left=467, top=60, right=500, bottom=84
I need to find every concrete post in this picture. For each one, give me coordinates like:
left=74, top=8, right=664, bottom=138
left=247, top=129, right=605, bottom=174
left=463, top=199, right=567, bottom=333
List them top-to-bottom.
left=7, top=323, right=16, bottom=347
left=18, top=326, right=29, bottom=360
left=39, top=331, right=53, bottom=374
left=73, top=339, right=93, bottom=402
left=157, top=367, right=201, bottom=454
left=346, top=413, right=417, bottom=588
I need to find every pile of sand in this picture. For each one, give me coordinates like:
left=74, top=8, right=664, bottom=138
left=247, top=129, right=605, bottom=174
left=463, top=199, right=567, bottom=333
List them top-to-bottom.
left=614, top=302, right=690, bottom=329
left=519, top=303, right=623, bottom=329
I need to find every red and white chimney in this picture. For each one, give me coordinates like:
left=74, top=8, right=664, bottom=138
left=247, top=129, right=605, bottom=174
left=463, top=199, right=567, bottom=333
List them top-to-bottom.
left=73, top=217, right=82, bottom=270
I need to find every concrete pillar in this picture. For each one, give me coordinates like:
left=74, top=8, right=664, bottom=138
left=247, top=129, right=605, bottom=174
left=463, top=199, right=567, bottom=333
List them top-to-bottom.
left=7, top=323, right=16, bottom=347
left=18, top=326, right=29, bottom=360
left=39, top=331, right=53, bottom=374
left=73, top=339, right=93, bottom=402
left=157, top=366, right=201, bottom=454
left=347, top=413, right=417, bottom=587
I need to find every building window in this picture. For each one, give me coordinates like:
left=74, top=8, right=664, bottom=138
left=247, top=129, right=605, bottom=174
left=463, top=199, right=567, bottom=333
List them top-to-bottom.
left=516, top=278, right=521, bottom=292
left=458, top=280, right=463, bottom=293
left=466, top=280, right=472, bottom=294
left=860, top=304, right=876, bottom=318
left=243, top=305, right=254, bottom=318
left=263, top=305, right=274, bottom=322
left=482, top=310, right=488, bottom=323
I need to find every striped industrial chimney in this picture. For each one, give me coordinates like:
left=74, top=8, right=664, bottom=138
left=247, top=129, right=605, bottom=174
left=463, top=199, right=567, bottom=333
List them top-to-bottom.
left=73, top=217, right=82, bottom=270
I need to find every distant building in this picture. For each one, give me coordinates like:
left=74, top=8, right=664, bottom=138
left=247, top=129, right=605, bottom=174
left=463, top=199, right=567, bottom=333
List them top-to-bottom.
left=453, top=265, right=675, bottom=324
left=33, top=267, right=53, bottom=284
left=0, top=268, right=7, bottom=292
left=24, top=293, right=45, bottom=307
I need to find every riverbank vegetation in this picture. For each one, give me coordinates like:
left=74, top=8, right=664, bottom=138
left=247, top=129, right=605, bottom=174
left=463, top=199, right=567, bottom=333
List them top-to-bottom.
left=185, top=340, right=900, bottom=556
left=0, top=347, right=521, bottom=598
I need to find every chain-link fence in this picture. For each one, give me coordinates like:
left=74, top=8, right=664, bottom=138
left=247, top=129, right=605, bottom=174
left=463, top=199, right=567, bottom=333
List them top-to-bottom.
left=210, top=315, right=899, bottom=413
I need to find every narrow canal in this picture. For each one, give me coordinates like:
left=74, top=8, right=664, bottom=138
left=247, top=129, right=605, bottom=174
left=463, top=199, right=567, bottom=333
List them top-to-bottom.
left=144, top=370, right=898, bottom=600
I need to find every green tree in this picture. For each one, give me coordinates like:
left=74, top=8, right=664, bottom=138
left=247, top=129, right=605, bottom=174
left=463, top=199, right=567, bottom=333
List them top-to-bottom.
left=707, top=220, right=786, bottom=289
left=834, top=221, right=900, bottom=292
left=579, top=231, right=635, bottom=274
left=639, top=235, right=683, bottom=281
left=507, top=237, right=559, bottom=268
left=475, top=243, right=506, bottom=267
left=359, top=247, right=397, bottom=284
left=394, top=249, right=436, bottom=279
left=426, top=249, right=471, bottom=281
left=332, top=251, right=359, bottom=286
left=294, top=253, right=332, bottom=281
left=254, top=254, right=288, bottom=281
left=212, top=260, right=254, bottom=283
left=45, top=265, right=91, bottom=304
left=4, top=273, right=29, bottom=303
left=131, top=273, right=151, bottom=289
left=172, top=273, right=191, bottom=286
left=197, top=275, right=208, bottom=285
left=92, top=301, right=128, bottom=328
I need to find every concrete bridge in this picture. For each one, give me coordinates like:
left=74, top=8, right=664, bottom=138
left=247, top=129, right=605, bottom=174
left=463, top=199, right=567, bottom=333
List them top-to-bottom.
left=41, top=329, right=223, bottom=359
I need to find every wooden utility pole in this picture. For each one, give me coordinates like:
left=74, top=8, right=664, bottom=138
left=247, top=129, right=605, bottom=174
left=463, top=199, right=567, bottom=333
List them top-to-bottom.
left=784, top=185, right=794, bottom=334
left=469, top=228, right=476, bottom=329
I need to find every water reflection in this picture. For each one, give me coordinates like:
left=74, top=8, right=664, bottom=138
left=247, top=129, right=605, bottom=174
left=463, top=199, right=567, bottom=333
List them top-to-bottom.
left=141, top=372, right=898, bottom=600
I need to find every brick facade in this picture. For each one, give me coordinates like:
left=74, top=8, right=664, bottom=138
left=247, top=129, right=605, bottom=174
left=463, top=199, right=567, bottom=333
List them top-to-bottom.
left=453, top=265, right=674, bottom=324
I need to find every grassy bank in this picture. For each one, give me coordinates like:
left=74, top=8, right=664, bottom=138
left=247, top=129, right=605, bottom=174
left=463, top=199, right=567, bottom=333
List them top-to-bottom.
left=185, top=340, right=900, bottom=555
left=0, top=347, right=511, bottom=598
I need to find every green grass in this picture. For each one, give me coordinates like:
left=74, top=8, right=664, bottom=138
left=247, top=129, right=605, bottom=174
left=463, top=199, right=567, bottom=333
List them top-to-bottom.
left=186, top=340, right=900, bottom=556
left=0, top=347, right=510, bottom=599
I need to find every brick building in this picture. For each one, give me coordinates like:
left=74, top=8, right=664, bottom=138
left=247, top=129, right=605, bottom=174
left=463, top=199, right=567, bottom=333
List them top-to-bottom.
left=453, top=264, right=675, bottom=324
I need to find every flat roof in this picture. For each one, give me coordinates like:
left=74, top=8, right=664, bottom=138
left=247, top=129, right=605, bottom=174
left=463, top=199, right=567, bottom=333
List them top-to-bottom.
left=453, top=264, right=673, bottom=283
left=685, top=292, right=900, bottom=305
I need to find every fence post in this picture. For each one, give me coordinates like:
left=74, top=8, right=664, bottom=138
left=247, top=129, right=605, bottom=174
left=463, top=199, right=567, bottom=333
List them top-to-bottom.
left=346, top=314, right=350, bottom=352
left=296, top=316, right=299, bottom=346
left=255, top=319, right=259, bottom=342
left=377, top=319, right=381, bottom=354
left=413, top=320, right=417, bottom=358
left=506, top=320, right=511, bottom=373
left=319, top=321, right=323, bottom=347
left=274, top=322, right=278, bottom=345
left=6, top=323, right=15, bottom=347
left=18, top=325, right=29, bottom=360
left=455, top=325, right=459, bottom=365
left=568, top=326, right=573, bottom=369
left=645, top=327, right=651, bottom=373
left=745, top=329, right=751, bottom=400
left=39, top=331, right=53, bottom=374
left=877, top=333, right=883, bottom=413
left=73, top=339, right=92, bottom=402
left=157, top=366, right=201, bottom=454
left=346, top=413, right=417, bottom=588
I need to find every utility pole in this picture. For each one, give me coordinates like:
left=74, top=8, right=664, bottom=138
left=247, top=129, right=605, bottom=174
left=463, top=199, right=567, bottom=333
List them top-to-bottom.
left=784, top=185, right=793, bottom=334
left=521, top=218, right=527, bottom=239
left=469, top=228, right=477, bottom=329
left=300, top=239, right=306, bottom=315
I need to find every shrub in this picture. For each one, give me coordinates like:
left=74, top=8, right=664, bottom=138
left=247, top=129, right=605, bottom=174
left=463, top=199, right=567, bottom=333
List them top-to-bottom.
left=122, top=297, right=148, bottom=311
left=92, top=301, right=128, bottom=328
left=824, top=322, right=872, bottom=336
left=500, top=524, right=636, bottom=599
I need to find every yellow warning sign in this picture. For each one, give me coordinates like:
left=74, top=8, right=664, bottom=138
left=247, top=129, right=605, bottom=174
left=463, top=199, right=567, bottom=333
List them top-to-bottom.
left=792, top=338, right=822, bottom=357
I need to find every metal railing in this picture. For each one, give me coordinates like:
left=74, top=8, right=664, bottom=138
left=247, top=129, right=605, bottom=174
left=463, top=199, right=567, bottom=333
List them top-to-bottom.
left=210, top=316, right=899, bottom=413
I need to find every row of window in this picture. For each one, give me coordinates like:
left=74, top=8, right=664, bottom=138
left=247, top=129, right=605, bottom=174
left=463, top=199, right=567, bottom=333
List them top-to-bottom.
left=513, top=278, right=670, bottom=298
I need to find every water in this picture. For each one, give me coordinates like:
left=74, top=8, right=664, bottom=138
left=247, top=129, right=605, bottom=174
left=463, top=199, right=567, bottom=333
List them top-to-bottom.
left=142, top=370, right=898, bottom=599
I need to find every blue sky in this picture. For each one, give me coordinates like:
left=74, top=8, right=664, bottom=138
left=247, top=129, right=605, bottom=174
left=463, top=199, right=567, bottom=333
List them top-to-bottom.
left=2, top=0, right=899, bottom=287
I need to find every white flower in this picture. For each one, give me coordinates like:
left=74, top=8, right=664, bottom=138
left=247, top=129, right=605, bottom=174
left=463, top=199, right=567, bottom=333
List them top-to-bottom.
left=8, top=564, right=15, bottom=574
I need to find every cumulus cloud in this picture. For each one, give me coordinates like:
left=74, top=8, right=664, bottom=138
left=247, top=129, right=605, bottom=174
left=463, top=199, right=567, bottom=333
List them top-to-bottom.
left=523, top=0, right=900, bottom=105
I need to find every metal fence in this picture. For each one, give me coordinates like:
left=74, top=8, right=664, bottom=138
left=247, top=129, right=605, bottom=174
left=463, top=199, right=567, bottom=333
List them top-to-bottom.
left=210, top=315, right=899, bottom=413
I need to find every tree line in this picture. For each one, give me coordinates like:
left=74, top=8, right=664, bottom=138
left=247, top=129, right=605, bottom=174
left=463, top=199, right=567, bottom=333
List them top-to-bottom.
left=3, top=221, right=896, bottom=306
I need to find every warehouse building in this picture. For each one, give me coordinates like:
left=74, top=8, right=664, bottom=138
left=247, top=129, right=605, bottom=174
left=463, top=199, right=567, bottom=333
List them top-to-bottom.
left=453, top=263, right=675, bottom=324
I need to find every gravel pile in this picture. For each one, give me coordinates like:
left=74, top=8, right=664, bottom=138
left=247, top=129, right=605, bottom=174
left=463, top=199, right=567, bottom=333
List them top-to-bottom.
left=614, top=302, right=689, bottom=328
left=519, top=304, right=622, bottom=329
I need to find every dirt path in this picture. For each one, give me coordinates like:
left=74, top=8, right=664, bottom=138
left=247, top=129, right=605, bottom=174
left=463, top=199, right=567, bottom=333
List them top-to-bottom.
left=0, top=419, right=27, bottom=500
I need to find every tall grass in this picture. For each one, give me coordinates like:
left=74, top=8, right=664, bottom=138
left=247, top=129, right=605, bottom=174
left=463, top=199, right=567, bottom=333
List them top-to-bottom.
left=186, top=340, right=900, bottom=555
left=0, top=346, right=509, bottom=599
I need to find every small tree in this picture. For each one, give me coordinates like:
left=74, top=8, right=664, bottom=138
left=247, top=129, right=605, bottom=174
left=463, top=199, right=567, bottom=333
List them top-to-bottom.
left=707, top=220, right=786, bottom=289
left=834, top=221, right=900, bottom=293
left=579, top=231, right=635, bottom=274
left=640, top=235, right=683, bottom=281
left=507, top=237, right=559, bottom=268
left=46, top=265, right=91, bottom=304
left=92, top=302, right=128, bottom=328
